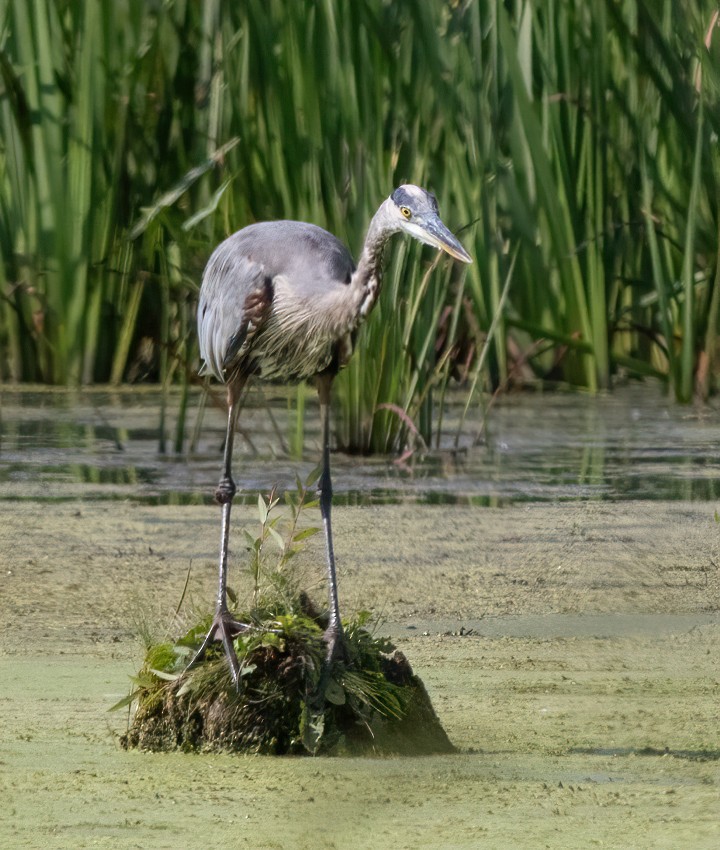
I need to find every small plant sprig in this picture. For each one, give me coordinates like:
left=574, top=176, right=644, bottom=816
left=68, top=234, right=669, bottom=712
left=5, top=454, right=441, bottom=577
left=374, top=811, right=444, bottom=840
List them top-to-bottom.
left=243, top=469, right=321, bottom=617
left=245, top=487, right=281, bottom=610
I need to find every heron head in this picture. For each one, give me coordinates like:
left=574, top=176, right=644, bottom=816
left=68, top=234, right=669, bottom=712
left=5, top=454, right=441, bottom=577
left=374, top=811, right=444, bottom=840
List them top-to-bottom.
left=389, top=185, right=472, bottom=264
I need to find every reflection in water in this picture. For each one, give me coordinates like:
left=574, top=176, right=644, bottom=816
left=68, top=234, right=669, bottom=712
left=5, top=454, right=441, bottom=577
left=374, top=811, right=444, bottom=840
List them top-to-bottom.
left=0, top=384, right=719, bottom=505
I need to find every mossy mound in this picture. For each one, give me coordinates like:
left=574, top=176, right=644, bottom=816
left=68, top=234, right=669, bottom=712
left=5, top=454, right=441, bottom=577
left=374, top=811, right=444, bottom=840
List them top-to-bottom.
left=119, top=606, right=454, bottom=756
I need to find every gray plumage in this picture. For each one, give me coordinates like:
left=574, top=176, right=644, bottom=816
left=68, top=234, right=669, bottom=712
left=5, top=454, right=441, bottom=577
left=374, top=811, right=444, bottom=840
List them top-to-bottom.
left=197, top=184, right=471, bottom=387
left=189, top=185, right=472, bottom=687
left=198, top=221, right=357, bottom=383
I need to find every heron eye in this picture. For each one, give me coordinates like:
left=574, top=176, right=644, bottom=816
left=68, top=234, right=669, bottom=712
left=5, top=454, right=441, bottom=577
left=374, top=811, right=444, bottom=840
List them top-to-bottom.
left=400, top=206, right=412, bottom=220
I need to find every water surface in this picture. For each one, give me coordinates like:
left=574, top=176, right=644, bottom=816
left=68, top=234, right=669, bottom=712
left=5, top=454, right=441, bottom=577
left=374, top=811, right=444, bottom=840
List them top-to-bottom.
left=1, top=382, right=719, bottom=504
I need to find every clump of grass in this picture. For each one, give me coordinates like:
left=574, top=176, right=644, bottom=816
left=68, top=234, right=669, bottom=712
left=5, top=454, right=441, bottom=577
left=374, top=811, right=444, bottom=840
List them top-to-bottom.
left=116, top=478, right=453, bottom=756
left=117, top=605, right=452, bottom=756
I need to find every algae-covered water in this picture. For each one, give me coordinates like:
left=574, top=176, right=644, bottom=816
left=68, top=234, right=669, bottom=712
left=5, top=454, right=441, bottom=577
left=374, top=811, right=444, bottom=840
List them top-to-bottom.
left=1, top=384, right=719, bottom=849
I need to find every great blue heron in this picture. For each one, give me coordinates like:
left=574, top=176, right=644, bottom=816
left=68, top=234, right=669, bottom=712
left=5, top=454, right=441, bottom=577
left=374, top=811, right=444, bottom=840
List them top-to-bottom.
left=191, top=184, right=472, bottom=686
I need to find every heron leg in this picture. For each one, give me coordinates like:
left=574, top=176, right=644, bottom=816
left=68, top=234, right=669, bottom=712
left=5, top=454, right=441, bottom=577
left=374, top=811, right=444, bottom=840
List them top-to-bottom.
left=317, top=374, right=345, bottom=664
left=186, top=379, right=250, bottom=688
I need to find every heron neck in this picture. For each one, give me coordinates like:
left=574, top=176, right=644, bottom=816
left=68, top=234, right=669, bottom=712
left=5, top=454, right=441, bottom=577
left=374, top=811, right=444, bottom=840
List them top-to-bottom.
left=352, top=206, right=394, bottom=319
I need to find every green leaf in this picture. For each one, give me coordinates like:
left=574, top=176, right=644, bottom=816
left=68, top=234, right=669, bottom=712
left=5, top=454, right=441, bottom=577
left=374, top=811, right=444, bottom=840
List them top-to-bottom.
left=129, top=137, right=240, bottom=239
left=181, top=177, right=232, bottom=231
left=257, top=493, right=268, bottom=525
left=268, top=526, right=285, bottom=551
left=293, top=527, right=320, bottom=542
left=259, top=632, right=284, bottom=651
left=240, top=663, right=257, bottom=678
left=149, top=668, right=181, bottom=682
left=324, top=677, right=346, bottom=706
left=177, top=679, right=193, bottom=698
left=108, top=689, right=142, bottom=712
left=300, top=706, right=325, bottom=755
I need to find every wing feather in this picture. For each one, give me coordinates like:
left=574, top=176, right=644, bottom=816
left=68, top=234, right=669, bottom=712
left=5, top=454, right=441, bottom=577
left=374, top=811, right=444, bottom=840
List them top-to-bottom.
left=197, top=220, right=356, bottom=383
left=197, top=246, right=271, bottom=382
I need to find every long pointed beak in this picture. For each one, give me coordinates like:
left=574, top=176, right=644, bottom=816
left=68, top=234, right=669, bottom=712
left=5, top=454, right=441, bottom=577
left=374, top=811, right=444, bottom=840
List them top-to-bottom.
left=420, top=215, right=473, bottom=264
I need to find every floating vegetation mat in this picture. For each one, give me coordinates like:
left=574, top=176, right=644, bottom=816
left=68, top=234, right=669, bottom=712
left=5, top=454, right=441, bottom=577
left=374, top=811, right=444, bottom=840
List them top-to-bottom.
left=118, top=607, right=454, bottom=757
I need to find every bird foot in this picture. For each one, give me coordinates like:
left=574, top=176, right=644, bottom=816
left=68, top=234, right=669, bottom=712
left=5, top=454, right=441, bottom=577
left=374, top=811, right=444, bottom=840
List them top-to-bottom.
left=185, top=609, right=250, bottom=688
left=323, top=622, right=350, bottom=666
left=308, top=625, right=351, bottom=712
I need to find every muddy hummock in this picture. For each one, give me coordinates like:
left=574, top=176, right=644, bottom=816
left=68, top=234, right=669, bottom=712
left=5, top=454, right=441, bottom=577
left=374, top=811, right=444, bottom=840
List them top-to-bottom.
left=120, top=605, right=454, bottom=757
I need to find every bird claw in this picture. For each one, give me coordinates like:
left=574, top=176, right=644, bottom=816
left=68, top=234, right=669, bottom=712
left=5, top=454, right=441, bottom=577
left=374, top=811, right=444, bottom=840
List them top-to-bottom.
left=185, top=609, right=250, bottom=688
left=323, top=622, right=349, bottom=666
left=307, top=624, right=351, bottom=712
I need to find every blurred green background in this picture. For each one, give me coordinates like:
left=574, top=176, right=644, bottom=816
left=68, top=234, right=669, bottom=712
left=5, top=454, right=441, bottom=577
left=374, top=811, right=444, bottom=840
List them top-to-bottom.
left=1, top=0, right=719, bottom=450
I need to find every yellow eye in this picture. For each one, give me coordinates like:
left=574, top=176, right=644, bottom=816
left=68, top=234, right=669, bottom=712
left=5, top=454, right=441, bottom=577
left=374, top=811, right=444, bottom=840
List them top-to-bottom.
left=400, top=206, right=412, bottom=220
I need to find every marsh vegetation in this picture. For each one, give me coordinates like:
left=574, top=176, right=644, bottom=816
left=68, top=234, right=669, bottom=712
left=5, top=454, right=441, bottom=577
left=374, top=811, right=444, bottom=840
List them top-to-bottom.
left=2, top=1, right=720, bottom=452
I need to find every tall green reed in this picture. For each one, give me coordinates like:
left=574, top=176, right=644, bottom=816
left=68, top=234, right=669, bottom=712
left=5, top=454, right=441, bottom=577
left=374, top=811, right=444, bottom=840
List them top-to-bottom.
left=0, top=0, right=224, bottom=385
left=1, top=0, right=719, bottom=455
